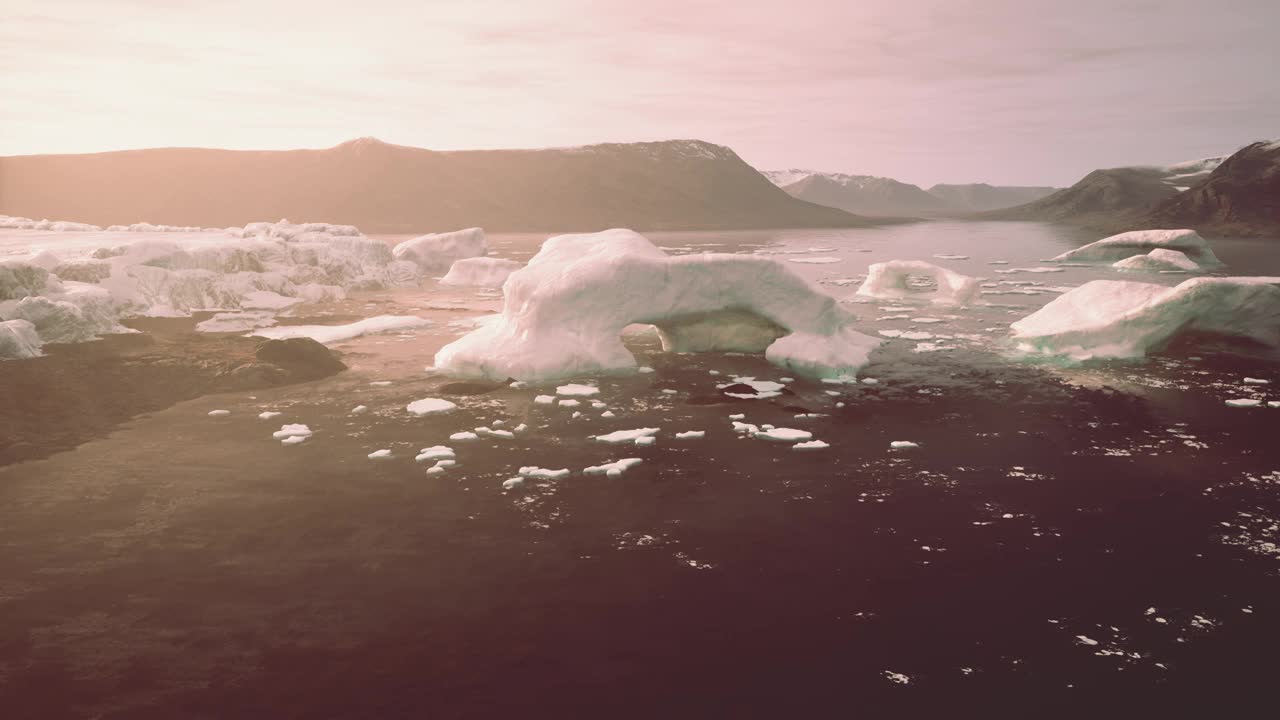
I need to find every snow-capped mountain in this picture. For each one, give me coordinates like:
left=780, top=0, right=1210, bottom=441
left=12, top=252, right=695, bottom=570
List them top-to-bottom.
left=762, top=170, right=1058, bottom=215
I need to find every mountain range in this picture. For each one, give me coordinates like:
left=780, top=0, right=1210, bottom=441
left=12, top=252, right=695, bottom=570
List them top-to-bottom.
left=0, top=138, right=882, bottom=233
left=982, top=141, right=1279, bottom=237
left=761, top=170, right=1059, bottom=215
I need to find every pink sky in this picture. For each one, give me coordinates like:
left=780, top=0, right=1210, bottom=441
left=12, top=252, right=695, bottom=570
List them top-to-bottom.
left=2, top=0, right=1277, bottom=186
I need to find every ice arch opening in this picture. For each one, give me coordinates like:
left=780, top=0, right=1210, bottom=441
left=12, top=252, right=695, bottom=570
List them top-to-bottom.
left=435, top=229, right=880, bottom=381
left=855, top=260, right=979, bottom=306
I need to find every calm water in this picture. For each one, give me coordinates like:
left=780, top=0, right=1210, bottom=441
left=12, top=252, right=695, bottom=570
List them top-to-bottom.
left=3, top=221, right=1280, bottom=718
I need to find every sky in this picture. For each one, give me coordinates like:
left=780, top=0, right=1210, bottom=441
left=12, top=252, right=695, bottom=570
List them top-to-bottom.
left=2, top=0, right=1278, bottom=187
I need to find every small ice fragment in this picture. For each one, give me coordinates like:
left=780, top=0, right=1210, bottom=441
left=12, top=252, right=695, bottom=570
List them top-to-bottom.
left=637, top=366, right=655, bottom=374
left=1243, top=377, right=1270, bottom=385
left=861, top=378, right=879, bottom=385
left=370, top=381, right=392, bottom=386
left=557, top=383, right=600, bottom=397
left=660, top=389, right=677, bottom=395
left=534, top=395, right=555, bottom=405
left=406, top=398, right=457, bottom=415
left=1225, top=398, right=1262, bottom=408
left=558, top=399, right=580, bottom=407
left=350, top=405, right=368, bottom=415
left=208, top=409, right=230, bottom=417
left=601, top=410, right=617, bottom=418
left=258, top=411, right=282, bottom=420
left=729, top=413, right=746, bottom=420
left=513, top=423, right=529, bottom=433
left=273, top=424, right=313, bottom=440
left=594, top=428, right=659, bottom=444
left=754, top=428, right=813, bottom=442
left=675, top=430, right=706, bottom=439
left=450, top=431, right=479, bottom=441
left=281, top=435, right=307, bottom=445
left=635, top=436, right=656, bottom=447
left=793, top=440, right=830, bottom=450
left=889, top=440, right=919, bottom=449
left=415, top=445, right=455, bottom=462
left=368, top=449, right=392, bottom=460
left=584, top=458, right=643, bottom=476
left=426, top=466, right=445, bottom=475
left=519, top=466, right=571, bottom=480
left=502, top=477, right=524, bottom=490
left=1076, top=636, right=1099, bottom=646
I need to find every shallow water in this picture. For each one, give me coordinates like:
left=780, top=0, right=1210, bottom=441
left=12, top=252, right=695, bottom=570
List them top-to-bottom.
left=3, top=221, right=1280, bottom=717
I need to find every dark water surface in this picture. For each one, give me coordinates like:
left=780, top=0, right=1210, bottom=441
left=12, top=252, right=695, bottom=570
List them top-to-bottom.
left=2, top=222, right=1279, bottom=718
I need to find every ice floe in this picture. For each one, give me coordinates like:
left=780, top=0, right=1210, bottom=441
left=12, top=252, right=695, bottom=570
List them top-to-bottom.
left=391, top=227, right=488, bottom=273
left=435, top=229, right=880, bottom=381
left=1051, top=229, right=1223, bottom=268
left=1112, top=249, right=1204, bottom=273
left=440, top=257, right=523, bottom=287
left=855, top=260, right=979, bottom=306
left=1011, top=277, right=1280, bottom=361
left=251, top=315, right=429, bottom=344
left=406, top=398, right=458, bottom=415
left=273, top=424, right=313, bottom=442
left=595, top=428, right=660, bottom=444
left=754, top=428, right=813, bottom=442
left=584, top=458, right=643, bottom=477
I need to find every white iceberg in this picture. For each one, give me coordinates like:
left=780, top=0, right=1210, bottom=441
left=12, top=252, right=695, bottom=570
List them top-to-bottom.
left=392, top=228, right=488, bottom=274
left=435, top=229, right=881, bottom=381
left=1051, top=229, right=1224, bottom=268
left=1112, top=249, right=1203, bottom=273
left=440, top=257, right=523, bottom=288
left=855, top=260, right=979, bottom=306
left=1011, top=277, right=1280, bottom=361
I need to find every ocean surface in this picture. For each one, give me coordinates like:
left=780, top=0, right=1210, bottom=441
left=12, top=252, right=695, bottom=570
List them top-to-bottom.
left=3, top=221, right=1280, bottom=718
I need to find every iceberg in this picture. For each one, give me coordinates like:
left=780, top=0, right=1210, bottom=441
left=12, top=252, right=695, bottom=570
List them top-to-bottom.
left=392, top=228, right=488, bottom=274
left=435, top=229, right=881, bottom=381
left=1050, top=229, right=1223, bottom=268
left=1112, top=248, right=1203, bottom=273
left=440, top=257, right=523, bottom=287
left=855, top=260, right=979, bottom=306
left=1011, top=276, right=1280, bottom=361
left=249, top=315, right=430, bottom=344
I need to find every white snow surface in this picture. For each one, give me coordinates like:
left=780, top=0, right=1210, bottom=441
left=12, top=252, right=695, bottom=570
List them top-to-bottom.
left=392, top=228, right=488, bottom=273
left=435, top=229, right=881, bottom=381
left=1051, top=230, right=1224, bottom=268
left=439, top=257, right=523, bottom=287
left=855, top=260, right=980, bottom=306
left=1011, top=277, right=1280, bottom=361
left=250, top=315, right=429, bottom=344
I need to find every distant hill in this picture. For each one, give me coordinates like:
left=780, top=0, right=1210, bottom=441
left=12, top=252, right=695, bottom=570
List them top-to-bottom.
left=0, top=138, right=881, bottom=233
left=1138, top=141, right=1280, bottom=238
left=979, top=155, right=1227, bottom=227
left=762, top=170, right=1058, bottom=215
left=925, top=183, right=1058, bottom=213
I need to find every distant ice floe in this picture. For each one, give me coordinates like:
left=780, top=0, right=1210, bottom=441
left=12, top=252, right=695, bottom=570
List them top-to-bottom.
left=0, top=217, right=478, bottom=359
left=392, top=227, right=488, bottom=273
left=435, top=229, right=881, bottom=381
left=1050, top=229, right=1224, bottom=269
left=1112, top=248, right=1204, bottom=273
left=439, top=256, right=523, bottom=287
left=855, top=260, right=979, bottom=306
left=1011, top=276, right=1280, bottom=361
left=250, top=315, right=430, bottom=344
left=406, top=398, right=457, bottom=415
left=584, top=458, right=643, bottom=477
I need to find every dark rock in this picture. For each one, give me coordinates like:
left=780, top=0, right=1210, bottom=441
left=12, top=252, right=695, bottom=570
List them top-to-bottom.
left=254, top=338, right=346, bottom=381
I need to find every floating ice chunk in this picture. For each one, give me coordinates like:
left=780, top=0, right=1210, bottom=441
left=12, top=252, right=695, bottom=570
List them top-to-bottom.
left=392, top=227, right=488, bottom=273
left=434, top=229, right=880, bottom=381
left=1052, top=229, right=1224, bottom=268
left=1113, top=249, right=1204, bottom=273
left=933, top=253, right=969, bottom=260
left=440, top=257, right=523, bottom=287
left=856, top=260, right=979, bottom=306
left=988, top=260, right=1010, bottom=265
left=1012, top=267, right=1064, bottom=274
left=1011, top=277, right=1280, bottom=361
left=252, top=315, right=430, bottom=344
left=911, top=317, right=944, bottom=324
left=0, top=319, right=43, bottom=359
left=879, top=330, right=903, bottom=338
left=637, top=366, right=655, bottom=374
left=1243, top=377, right=1270, bottom=385
left=861, top=378, right=879, bottom=385
left=557, top=383, right=600, bottom=397
left=534, top=395, right=556, bottom=405
left=406, top=398, right=457, bottom=415
left=558, top=399, right=581, bottom=407
left=1225, top=399, right=1262, bottom=408
left=591, top=401, right=607, bottom=409
left=1269, top=401, right=1280, bottom=408
left=350, top=405, right=368, bottom=415
left=207, top=409, right=230, bottom=417
left=601, top=410, right=616, bottom=418
left=258, top=411, right=282, bottom=420
left=729, top=413, right=746, bottom=420
left=732, top=421, right=760, bottom=434
left=273, top=423, right=313, bottom=440
left=514, top=423, right=528, bottom=433
left=476, top=427, right=515, bottom=439
left=595, top=428, right=660, bottom=444
left=754, top=428, right=813, bottom=442
left=675, top=430, right=706, bottom=439
left=450, top=431, right=480, bottom=441
left=280, top=435, right=308, bottom=445
left=635, top=436, right=656, bottom=447
left=792, top=439, right=830, bottom=450
left=890, top=440, right=919, bottom=449
left=415, top=445, right=455, bottom=462
left=368, top=449, right=393, bottom=460
left=584, top=458, right=643, bottom=477
left=426, top=466, right=445, bottom=475
left=519, top=466, right=571, bottom=480
left=502, top=477, right=525, bottom=490
left=1076, top=635, right=1099, bottom=646
left=884, top=671, right=910, bottom=685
